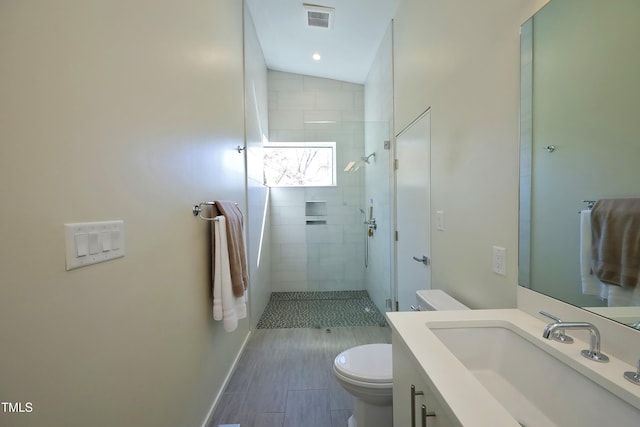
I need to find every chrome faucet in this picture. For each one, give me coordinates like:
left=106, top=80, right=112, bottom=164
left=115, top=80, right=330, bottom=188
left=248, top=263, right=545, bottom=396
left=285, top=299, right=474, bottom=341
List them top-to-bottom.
left=539, top=311, right=573, bottom=343
left=543, top=322, right=609, bottom=363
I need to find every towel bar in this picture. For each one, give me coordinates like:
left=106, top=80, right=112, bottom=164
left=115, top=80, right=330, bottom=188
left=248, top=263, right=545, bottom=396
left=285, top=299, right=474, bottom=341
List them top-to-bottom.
left=193, top=201, right=239, bottom=221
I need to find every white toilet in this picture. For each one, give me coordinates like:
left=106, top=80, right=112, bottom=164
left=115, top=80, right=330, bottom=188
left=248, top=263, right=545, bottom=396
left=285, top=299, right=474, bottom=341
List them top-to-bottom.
left=333, top=289, right=469, bottom=427
left=333, top=343, right=393, bottom=427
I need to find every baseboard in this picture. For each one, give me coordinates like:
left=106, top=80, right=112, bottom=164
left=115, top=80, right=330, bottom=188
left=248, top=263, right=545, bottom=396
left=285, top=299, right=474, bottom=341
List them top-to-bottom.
left=200, top=331, right=252, bottom=427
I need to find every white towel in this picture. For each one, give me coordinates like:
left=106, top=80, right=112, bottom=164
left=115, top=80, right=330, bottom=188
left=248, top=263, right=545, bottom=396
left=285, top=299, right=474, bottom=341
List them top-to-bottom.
left=580, top=210, right=605, bottom=297
left=213, top=216, right=247, bottom=332
left=606, top=285, right=640, bottom=307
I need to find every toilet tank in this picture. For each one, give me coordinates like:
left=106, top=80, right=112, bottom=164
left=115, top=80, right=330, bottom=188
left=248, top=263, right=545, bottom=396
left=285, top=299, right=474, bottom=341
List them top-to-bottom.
left=415, top=289, right=469, bottom=311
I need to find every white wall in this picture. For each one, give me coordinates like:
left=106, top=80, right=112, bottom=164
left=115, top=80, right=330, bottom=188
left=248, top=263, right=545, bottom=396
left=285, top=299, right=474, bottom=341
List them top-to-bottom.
left=393, top=0, right=549, bottom=309
left=0, top=1, right=249, bottom=426
left=244, top=4, right=272, bottom=328
left=364, top=23, right=395, bottom=313
left=268, top=71, right=366, bottom=292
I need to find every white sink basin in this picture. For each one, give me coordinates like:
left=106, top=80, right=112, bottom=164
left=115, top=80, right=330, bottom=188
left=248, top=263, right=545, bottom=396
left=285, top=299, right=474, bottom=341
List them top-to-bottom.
left=430, top=323, right=640, bottom=427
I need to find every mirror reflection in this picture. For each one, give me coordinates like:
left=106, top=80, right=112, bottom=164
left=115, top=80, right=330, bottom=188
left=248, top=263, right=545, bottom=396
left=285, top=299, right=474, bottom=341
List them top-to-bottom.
left=520, top=0, right=640, bottom=326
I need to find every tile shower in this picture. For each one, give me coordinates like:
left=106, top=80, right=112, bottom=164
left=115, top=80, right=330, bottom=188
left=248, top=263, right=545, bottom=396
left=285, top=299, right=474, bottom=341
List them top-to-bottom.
left=265, top=70, right=393, bottom=327
left=268, top=71, right=367, bottom=294
left=270, top=187, right=366, bottom=292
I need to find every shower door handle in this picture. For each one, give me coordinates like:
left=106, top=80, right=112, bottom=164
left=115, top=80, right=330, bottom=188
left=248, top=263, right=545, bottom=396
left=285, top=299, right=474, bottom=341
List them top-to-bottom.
left=412, top=255, right=429, bottom=265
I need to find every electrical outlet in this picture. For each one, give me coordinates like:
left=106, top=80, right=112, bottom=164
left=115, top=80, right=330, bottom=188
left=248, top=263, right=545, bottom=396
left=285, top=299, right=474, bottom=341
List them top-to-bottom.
left=492, top=246, right=506, bottom=276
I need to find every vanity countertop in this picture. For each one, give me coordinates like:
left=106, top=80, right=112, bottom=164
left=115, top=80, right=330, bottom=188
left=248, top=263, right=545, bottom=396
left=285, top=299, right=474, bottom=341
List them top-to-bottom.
left=386, top=309, right=640, bottom=427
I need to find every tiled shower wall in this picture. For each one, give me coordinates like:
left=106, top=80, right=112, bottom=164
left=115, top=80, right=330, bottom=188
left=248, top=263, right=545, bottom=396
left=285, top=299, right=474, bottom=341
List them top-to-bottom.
left=268, top=71, right=366, bottom=292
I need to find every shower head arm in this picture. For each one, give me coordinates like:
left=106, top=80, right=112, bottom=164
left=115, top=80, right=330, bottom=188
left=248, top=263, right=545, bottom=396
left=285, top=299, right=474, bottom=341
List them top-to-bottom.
left=344, top=152, right=376, bottom=172
left=362, top=152, right=376, bottom=164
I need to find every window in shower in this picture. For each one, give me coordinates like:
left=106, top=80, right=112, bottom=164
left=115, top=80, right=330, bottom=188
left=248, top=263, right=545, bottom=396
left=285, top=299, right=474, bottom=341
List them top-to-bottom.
left=263, top=142, right=336, bottom=187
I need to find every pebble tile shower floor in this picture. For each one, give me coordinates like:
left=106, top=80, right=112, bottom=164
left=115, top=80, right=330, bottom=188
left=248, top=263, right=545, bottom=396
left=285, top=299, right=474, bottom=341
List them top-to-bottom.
left=256, top=291, right=387, bottom=329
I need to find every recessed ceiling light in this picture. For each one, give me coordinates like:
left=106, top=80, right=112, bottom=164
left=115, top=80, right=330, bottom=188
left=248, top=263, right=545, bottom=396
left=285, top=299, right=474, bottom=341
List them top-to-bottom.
left=312, top=53, right=321, bottom=61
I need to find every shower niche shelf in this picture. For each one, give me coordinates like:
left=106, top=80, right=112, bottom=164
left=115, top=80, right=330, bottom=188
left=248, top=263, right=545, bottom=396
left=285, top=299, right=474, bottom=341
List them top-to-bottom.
left=305, top=201, right=327, bottom=216
left=305, top=201, right=327, bottom=226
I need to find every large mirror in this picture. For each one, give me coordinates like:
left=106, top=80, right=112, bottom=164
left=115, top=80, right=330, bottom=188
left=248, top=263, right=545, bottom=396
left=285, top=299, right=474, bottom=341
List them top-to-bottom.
left=519, top=0, right=640, bottom=326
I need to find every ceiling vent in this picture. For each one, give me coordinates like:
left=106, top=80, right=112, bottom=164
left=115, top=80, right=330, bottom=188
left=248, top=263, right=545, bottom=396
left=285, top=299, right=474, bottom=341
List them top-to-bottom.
left=303, top=4, right=334, bottom=29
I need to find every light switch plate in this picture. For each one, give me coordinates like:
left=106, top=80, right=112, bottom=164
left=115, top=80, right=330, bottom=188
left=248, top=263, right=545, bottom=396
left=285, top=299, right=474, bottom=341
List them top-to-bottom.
left=64, top=221, right=125, bottom=270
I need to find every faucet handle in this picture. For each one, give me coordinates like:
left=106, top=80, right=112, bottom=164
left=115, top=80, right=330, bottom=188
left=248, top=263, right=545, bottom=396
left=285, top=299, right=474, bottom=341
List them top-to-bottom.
left=539, top=311, right=574, bottom=344
left=539, top=311, right=561, bottom=322
left=624, top=359, right=640, bottom=386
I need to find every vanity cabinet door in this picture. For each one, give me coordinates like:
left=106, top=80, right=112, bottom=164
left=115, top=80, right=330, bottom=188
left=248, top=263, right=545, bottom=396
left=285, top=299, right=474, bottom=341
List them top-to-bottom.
left=392, top=333, right=459, bottom=427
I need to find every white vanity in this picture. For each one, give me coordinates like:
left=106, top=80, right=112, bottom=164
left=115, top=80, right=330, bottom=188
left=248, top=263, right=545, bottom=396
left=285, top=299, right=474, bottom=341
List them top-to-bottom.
left=386, top=0, right=640, bottom=424
left=387, top=308, right=640, bottom=426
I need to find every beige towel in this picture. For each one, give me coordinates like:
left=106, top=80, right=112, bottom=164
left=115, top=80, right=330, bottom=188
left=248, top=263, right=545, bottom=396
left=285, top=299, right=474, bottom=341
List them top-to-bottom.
left=591, top=198, right=640, bottom=289
left=213, top=200, right=248, bottom=297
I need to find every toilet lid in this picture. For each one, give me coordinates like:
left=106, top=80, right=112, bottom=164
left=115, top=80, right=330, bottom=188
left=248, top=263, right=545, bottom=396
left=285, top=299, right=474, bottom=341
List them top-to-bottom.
left=334, top=343, right=392, bottom=384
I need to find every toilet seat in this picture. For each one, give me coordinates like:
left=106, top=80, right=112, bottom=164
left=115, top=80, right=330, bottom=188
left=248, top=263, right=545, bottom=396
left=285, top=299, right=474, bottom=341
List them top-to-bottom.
left=334, top=343, right=392, bottom=386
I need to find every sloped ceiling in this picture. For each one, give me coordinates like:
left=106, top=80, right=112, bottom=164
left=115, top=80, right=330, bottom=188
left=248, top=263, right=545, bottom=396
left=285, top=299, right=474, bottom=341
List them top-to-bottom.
left=246, top=0, right=399, bottom=84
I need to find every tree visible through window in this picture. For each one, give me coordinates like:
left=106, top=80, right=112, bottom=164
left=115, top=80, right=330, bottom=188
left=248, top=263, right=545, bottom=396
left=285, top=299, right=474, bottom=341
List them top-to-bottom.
left=263, top=142, right=336, bottom=187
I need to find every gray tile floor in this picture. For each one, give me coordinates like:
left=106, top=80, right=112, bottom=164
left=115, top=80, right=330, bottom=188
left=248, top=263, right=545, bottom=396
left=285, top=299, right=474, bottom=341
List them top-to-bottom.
left=209, top=326, right=391, bottom=427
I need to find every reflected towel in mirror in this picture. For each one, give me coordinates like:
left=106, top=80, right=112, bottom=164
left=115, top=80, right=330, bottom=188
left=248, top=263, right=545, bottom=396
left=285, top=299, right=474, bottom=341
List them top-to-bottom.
left=591, top=199, right=640, bottom=289
left=580, top=210, right=605, bottom=297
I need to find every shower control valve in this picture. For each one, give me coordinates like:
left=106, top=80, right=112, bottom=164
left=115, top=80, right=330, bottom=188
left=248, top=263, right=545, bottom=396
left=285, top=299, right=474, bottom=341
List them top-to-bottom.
left=364, top=218, right=377, bottom=230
